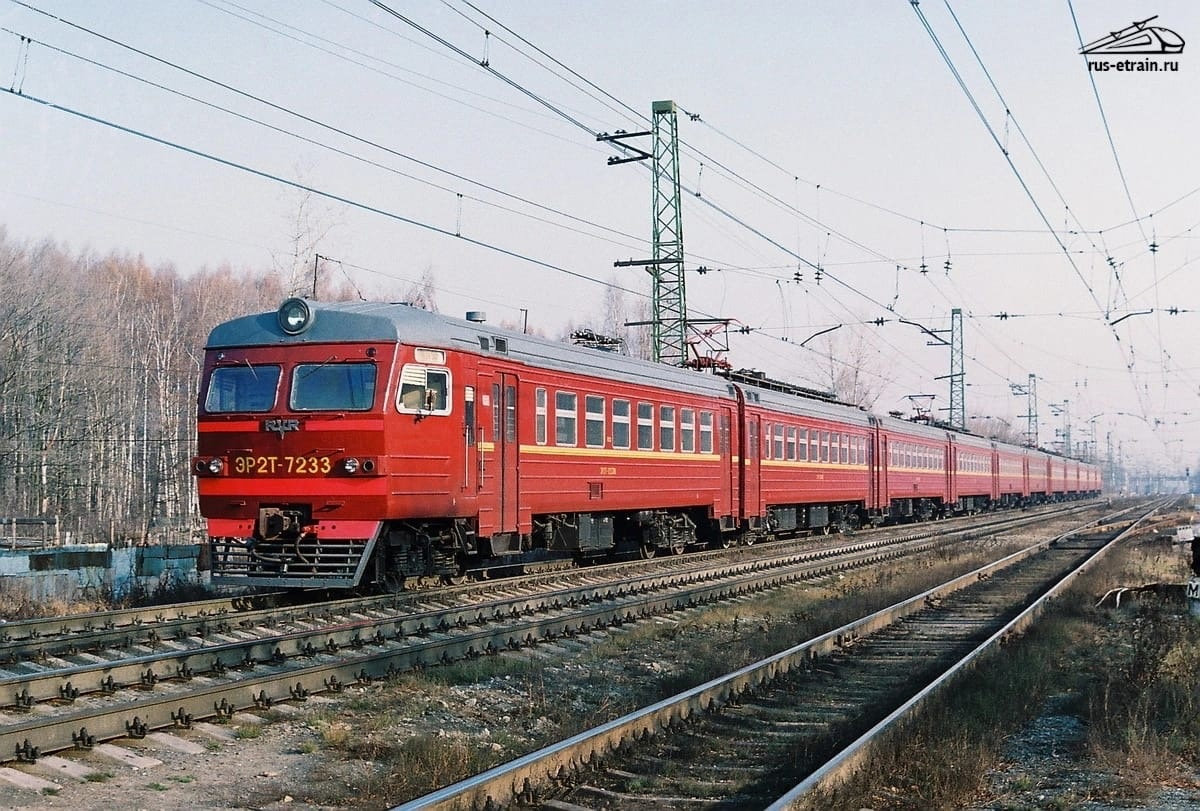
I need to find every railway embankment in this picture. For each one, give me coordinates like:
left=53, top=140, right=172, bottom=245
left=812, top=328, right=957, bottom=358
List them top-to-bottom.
left=0, top=501, right=1195, bottom=809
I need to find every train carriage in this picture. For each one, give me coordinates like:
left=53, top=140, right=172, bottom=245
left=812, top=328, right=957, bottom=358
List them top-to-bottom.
left=194, top=299, right=750, bottom=588
left=744, top=387, right=875, bottom=534
left=876, top=417, right=952, bottom=521
left=950, top=433, right=996, bottom=514
left=995, top=444, right=1027, bottom=508
left=1028, top=449, right=1051, bottom=501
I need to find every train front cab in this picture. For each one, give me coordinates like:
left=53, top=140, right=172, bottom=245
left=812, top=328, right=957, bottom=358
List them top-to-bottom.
left=195, top=300, right=479, bottom=590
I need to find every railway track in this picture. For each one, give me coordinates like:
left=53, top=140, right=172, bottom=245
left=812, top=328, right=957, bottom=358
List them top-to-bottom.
left=394, top=498, right=1167, bottom=810
left=0, top=501, right=1090, bottom=664
left=0, top=503, right=1103, bottom=769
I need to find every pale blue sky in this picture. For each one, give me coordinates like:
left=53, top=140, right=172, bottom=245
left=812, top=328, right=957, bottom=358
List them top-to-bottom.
left=2, top=1, right=1198, bottom=475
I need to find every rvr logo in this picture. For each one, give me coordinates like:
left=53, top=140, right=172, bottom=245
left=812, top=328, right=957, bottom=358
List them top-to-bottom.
left=264, top=418, right=300, bottom=438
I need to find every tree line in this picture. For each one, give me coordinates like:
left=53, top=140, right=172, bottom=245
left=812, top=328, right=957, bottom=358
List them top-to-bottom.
left=0, top=225, right=906, bottom=545
left=0, top=230, right=290, bottom=542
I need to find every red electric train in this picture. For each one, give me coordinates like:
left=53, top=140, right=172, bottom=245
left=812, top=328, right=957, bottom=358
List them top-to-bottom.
left=192, top=299, right=1102, bottom=589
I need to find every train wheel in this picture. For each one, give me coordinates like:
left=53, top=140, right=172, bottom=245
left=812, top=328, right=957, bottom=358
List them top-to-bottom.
left=668, top=540, right=686, bottom=555
left=639, top=543, right=656, bottom=559
left=380, top=572, right=406, bottom=594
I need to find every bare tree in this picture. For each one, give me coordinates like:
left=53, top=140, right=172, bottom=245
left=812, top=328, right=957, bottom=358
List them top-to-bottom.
left=272, top=163, right=341, bottom=298
left=401, top=266, right=439, bottom=312
left=813, top=329, right=892, bottom=409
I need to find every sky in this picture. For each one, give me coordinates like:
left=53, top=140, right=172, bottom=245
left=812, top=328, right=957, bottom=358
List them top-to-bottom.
left=1, top=0, right=1198, bottom=480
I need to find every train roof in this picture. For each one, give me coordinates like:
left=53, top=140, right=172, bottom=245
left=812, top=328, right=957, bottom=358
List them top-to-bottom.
left=205, top=299, right=1096, bottom=467
left=206, top=299, right=871, bottom=422
left=207, top=299, right=741, bottom=403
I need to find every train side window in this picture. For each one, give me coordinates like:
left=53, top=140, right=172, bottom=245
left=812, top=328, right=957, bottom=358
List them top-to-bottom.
left=205, top=364, right=281, bottom=413
left=396, top=365, right=447, bottom=415
left=492, top=384, right=501, bottom=442
left=504, top=386, right=516, bottom=442
left=535, top=387, right=547, bottom=445
left=555, top=391, right=577, bottom=446
left=585, top=395, right=605, bottom=448
left=612, top=399, right=631, bottom=449
left=637, top=402, right=654, bottom=450
left=660, top=405, right=675, bottom=451
left=680, top=408, right=695, bottom=452
left=699, top=411, right=714, bottom=454
left=763, top=423, right=772, bottom=459
left=773, top=424, right=784, bottom=460
left=786, top=427, right=797, bottom=461
left=798, top=429, right=808, bottom=461
left=810, top=431, right=819, bottom=462
left=820, top=431, right=830, bottom=463
left=830, top=433, right=841, bottom=464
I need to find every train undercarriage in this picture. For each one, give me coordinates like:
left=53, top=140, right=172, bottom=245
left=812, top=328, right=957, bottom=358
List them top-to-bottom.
left=210, top=490, right=1094, bottom=591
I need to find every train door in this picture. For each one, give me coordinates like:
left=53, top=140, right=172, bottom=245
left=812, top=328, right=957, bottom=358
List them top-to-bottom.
left=478, top=371, right=520, bottom=536
left=497, top=374, right=520, bottom=532
left=720, top=407, right=736, bottom=524
left=744, top=414, right=761, bottom=526
left=868, top=419, right=882, bottom=515
left=876, top=429, right=889, bottom=517
left=946, top=436, right=957, bottom=508
left=991, top=447, right=1001, bottom=502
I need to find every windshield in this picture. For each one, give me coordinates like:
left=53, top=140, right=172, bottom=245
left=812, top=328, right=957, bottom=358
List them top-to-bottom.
left=291, top=362, right=377, bottom=411
left=205, top=364, right=282, bottom=413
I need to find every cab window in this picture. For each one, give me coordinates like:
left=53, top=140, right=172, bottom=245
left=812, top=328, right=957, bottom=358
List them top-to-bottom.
left=293, top=362, right=378, bottom=411
left=205, top=364, right=281, bottom=413
left=397, top=365, right=451, bottom=415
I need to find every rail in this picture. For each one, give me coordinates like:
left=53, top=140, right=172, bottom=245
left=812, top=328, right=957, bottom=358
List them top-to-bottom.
left=391, top=499, right=1158, bottom=809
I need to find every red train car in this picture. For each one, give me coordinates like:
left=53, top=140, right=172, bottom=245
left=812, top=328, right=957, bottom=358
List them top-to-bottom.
left=193, top=299, right=1102, bottom=590
left=744, top=384, right=876, bottom=534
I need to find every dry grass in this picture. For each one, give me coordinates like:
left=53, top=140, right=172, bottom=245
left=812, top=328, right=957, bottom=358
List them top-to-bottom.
left=806, top=507, right=1200, bottom=810
left=303, top=530, right=1042, bottom=807
left=0, top=582, right=111, bottom=621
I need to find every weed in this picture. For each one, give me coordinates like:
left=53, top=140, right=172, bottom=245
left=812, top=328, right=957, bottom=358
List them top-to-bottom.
left=234, top=724, right=262, bottom=739
left=85, top=771, right=113, bottom=783
left=168, top=774, right=195, bottom=784
left=146, top=782, right=168, bottom=791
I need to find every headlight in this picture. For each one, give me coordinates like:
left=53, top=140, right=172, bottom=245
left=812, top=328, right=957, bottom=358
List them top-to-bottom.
left=278, top=298, right=314, bottom=335
left=207, top=458, right=225, bottom=475
left=342, top=458, right=360, bottom=474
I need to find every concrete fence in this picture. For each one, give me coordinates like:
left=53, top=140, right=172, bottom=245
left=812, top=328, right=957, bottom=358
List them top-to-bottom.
left=0, top=542, right=207, bottom=604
